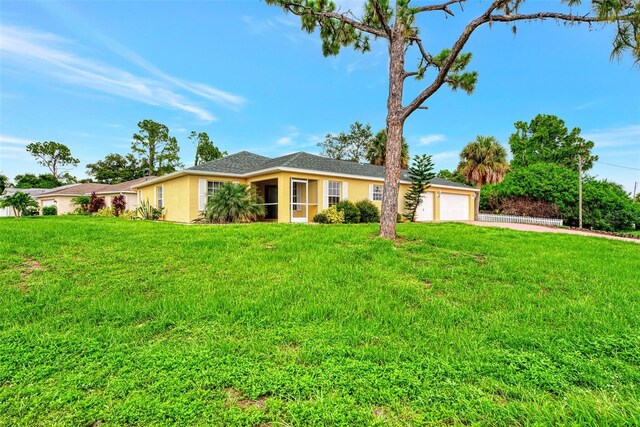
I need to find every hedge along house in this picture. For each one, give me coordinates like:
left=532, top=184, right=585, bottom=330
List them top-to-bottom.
left=132, top=151, right=479, bottom=223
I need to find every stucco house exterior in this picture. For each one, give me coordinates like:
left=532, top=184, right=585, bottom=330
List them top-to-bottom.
left=131, top=151, right=479, bottom=223
left=36, top=177, right=156, bottom=215
left=0, top=188, right=47, bottom=217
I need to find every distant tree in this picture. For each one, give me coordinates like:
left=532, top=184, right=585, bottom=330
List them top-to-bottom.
left=266, top=0, right=639, bottom=239
left=509, top=114, right=597, bottom=171
left=131, top=120, right=183, bottom=176
left=318, top=121, right=373, bottom=162
left=365, top=129, right=409, bottom=169
left=190, top=131, right=226, bottom=165
left=458, top=136, right=509, bottom=219
left=26, top=141, right=79, bottom=179
left=86, top=153, right=145, bottom=184
left=403, top=154, right=435, bottom=222
left=436, top=169, right=468, bottom=185
left=0, top=173, right=9, bottom=194
left=14, top=173, right=64, bottom=189
left=0, top=192, right=38, bottom=217
left=635, top=192, right=640, bottom=203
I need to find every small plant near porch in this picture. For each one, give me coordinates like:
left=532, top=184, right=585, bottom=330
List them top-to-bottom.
left=204, top=182, right=266, bottom=223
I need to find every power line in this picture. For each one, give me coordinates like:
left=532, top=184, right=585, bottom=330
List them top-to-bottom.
left=595, top=160, right=640, bottom=171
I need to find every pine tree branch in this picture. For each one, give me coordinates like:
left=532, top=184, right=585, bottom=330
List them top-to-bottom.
left=371, top=0, right=393, bottom=38
left=412, top=0, right=466, bottom=16
left=278, top=1, right=389, bottom=39
left=403, top=1, right=604, bottom=118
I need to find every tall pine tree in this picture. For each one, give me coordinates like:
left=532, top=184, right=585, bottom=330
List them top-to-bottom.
left=403, top=154, right=435, bottom=222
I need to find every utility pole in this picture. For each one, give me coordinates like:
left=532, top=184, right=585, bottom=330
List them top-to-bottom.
left=578, top=154, right=583, bottom=229
left=634, top=181, right=638, bottom=200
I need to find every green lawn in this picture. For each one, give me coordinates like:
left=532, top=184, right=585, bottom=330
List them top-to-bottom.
left=1, top=217, right=639, bottom=426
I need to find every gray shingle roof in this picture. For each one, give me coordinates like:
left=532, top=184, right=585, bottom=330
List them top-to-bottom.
left=182, top=151, right=476, bottom=190
left=186, top=151, right=271, bottom=174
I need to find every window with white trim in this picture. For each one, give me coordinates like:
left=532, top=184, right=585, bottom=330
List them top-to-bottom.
left=207, top=181, right=224, bottom=195
left=328, top=181, right=341, bottom=206
left=292, top=182, right=301, bottom=211
left=371, top=184, right=383, bottom=201
left=156, top=186, right=164, bottom=208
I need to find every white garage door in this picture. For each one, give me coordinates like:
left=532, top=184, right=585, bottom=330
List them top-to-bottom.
left=414, top=192, right=434, bottom=221
left=440, top=193, right=470, bottom=221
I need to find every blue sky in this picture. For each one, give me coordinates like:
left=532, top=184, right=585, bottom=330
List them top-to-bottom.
left=1, top=1, right=639, bottom=192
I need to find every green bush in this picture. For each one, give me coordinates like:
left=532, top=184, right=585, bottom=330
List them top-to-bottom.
left=481, top=163, right=640, bottom=231
left=204, top=182, right=265, bottom=223
left=335, top=200, right=360, bottom=223
left=355, top=200, right=380, bottom=223
left=42, top=205, right=57, bottom=216
left=313, top=206, right=344, bottom=224
left=95, top=207, right=115, bottom=217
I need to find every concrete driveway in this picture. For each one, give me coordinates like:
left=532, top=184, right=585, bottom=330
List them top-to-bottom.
left=471, top=221, right=640, bottom=244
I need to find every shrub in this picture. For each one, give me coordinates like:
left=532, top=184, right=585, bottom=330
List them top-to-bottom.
left=204, top=182, right=265, bottom=223
left=89, top=192, right=106, bottom=213
left=111, top=194, right=127, bottom=217
left=71, top=195, right=90, bottom=213
left=499, top=197, right=560, bottom=218
left=137, top=199, right=164, bottom=220
left=335, top=200, right=360, bottom=223
left=355, top=200, right=380, bottom=223
left=42, top=205, right=57, bottom=216
left=314, top=205, right=344, bottom=224
left=95, top=207, right=115, bottom=217
left=120, top=210, right=138, bottom=220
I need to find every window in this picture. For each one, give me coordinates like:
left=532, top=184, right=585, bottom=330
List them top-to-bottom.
left=207, top=181, right=224, bottom=195
left=328, top=181, right=341, bottom=206
left=292, top=182, right=301, bottom=211
left=371, top=184, right=383, bottom=201
left=156, top=186, right=164, bottom=208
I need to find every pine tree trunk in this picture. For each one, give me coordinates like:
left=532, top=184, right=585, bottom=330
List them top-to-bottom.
left=379, top=21, right=406, bottom=240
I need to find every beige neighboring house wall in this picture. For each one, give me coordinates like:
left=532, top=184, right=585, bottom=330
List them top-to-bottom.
left=36, top=177, right=156, bottom=215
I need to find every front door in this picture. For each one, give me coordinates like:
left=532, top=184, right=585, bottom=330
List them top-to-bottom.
left=290, top=179, right=308, bottom=223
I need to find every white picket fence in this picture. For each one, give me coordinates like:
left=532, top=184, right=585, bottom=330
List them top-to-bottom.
left=478, top=213, right=563, bottom=227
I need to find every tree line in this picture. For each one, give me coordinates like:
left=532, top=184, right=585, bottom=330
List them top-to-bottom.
left=0, top=119, right=227, bottom=189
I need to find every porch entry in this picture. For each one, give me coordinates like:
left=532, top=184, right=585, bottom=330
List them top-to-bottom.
left=290, top=178, right=318, bottom=223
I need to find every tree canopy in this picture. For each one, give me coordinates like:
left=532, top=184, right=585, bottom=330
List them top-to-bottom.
left=265, top=0, right=640, bottom=238
left=509, top=114, right=597, bottom=171
left=131, top=119, right=183, bottom=176
left=318, top=121, right=373, bottom=162
left=366, top=129, right=409, bottom=169
left=190, top=131, right=226, bottom=165
left=458, top=136, right=509, bottom=188
left=26, top=141, right=79, bottom=179
left=86, top=153, right=145, bottom=184
left=0, top=173, right=9, bottom=194
left=14, top=173, right=70, bottom=189
left=0, top=192, right=38, bottom=217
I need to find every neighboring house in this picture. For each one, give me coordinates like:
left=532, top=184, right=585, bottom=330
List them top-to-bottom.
left=131, top=151, right=479, bottom=223
left=93, top=176, right=157, bottom=212
left=36, top=177, right=156, bottom=215
left=0, top=188, right=47, bottom=217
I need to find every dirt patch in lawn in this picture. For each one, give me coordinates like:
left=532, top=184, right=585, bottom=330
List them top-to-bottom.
left=18, top=257, right=45, bottom=293
left=225, top=387, right=267, bottom=409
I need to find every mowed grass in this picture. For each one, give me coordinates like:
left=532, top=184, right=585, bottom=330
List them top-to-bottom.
left=0, top=217, right=639, bottom=426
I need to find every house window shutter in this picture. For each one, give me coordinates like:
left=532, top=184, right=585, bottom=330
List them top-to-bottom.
left=198, top=179, right=207, bottom=211
left=322, top=180, right=329, bottom=210
left=342, top=181, right=348, bottom=201
left=369, top=184, right=374, bottom=201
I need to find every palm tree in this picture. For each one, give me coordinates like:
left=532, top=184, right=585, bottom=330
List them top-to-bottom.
left=366, top=130, right=410, bottom=169
left=458, top=136, right=509, bottom=219
left=204, top=182, right=266, bottom=223
left=0, top=192, right=38, bottom=217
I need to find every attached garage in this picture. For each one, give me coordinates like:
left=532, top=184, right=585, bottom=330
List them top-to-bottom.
left=414, top=192, right=434, bottom=221
left=439, top=193, right=471, bottom=221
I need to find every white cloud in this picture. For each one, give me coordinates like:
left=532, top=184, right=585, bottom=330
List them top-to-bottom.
left=0, top=25, right=246, bottom=122
left=584, top=124, right=640, bottom=149
left=418, top=134, right=446, bottom=145
left=0, top=135, right=33, bottom=145
left=277, top=136, right=294, bottom=146
left=432, top=151, right=458, bottom=161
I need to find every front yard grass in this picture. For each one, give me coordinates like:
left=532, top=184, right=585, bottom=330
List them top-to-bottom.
left=1, top=217, right=639, bottom=426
